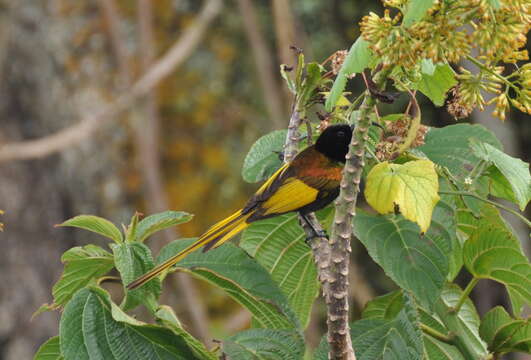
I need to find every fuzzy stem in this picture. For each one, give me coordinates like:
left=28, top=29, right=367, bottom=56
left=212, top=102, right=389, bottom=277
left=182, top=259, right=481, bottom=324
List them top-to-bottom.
left=439, top=190, right=531, bottom=228
left=450, top=277, right=479, bottom=314
left=420, top=324, right=455, bottom=344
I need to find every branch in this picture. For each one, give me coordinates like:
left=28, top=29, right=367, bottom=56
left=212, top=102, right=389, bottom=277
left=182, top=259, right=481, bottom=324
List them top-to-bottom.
left=0, top=0, right=222, bottom=163
left=325, top=69, right=389, bottom=360
left=282, top=86, right=354, bottom=358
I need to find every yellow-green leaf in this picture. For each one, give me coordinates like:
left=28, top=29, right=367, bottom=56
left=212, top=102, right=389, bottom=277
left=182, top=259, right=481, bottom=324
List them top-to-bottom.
left=365, top=160, right=440, bottom=232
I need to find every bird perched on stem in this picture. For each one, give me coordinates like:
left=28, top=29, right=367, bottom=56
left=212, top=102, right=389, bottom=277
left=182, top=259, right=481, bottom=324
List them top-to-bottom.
left=128, top=124, right=352, bottom=290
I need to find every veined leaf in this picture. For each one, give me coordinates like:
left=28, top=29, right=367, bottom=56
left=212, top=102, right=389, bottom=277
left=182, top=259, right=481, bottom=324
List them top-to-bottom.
left=402, top=0, right=436, bottom=27
left=325, top=37, right=374, bottom=112
left=414, top=63, right=457, bottom=106
left=418, top=124, right=502, bottom=179
left=242, top=130, right=287, bottom=183
left=471, top=141, right=531, bottom=210
left=365, top=160, right=440, bottom=233
left=354, top=194, right=455, bottom=308
left=240, top=207, right=332, bottom=328
left=135, top=211, right=193, bottom=242
left=57, top=215, right=122, bottom=243
left=463, top=221, right=531, bottom=310
left=157, top=239, right=298, bottom=329
left=111, top=242, right=161, bottom=312
left=38, top=245, right=114, bottom=311
left=435, top=284, right=489, bottom=359
left=60, top=287, right=200, bottom=360
left=361, top=290, right=469, bottom=359
left=362, top=290, right=404, bottom=320
left=315, top=294, right=424, bottom=360
left=155, top=306, right=217, bottom=360
left=479, top=306, right=531, bottom=355
left=223, top=329, right=304, bottom=360
left=424, top=335, right=466, bottom=360
left=34, top=336, right=63, bottom=360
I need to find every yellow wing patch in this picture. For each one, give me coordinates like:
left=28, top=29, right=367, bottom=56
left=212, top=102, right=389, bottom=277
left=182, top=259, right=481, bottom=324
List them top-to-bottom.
left=255, top=163, right=290, bottom=195
left=262, top=178, right=318, bottom=215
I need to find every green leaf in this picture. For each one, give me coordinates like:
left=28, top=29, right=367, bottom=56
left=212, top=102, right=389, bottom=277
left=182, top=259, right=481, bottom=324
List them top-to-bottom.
left=402, top=0, right=436, bottom=27
left=325, top=37, right=374, bottom=112
left=300, top=62, right=324, bottom=105
left=413, top=63, right=456, bottom=106
left=418, top=124, right=502, bottom=179
left=242, top=130, right=287, bottom=183
left=471, top=141, right=531, bottom=210
left=365, top=160, right=440, bottom=233
left=484, top=166, right=519, bottom=204
left=353, top=195, right=455, bottom=308
left=240, top=207, right=332, bottom=328
left=135, top=211, right=193, bottom=242
left=57, top=215, right=123, bottom=243
left=463, top=220, right=531, bottom=310
left=157, top=239, right=298, bottom=329
left=112, top=242, right=161, bottom=312
left=39, top=245, right=114, bottom=311
left=434, top=284, right=489, bottom=359
left=60, top=287, right=199, bottom=360
left=362, top=290, right=404, bottom=320
left=315, top=294, right=424, bottom=360
left=155, top=306, right=217, bottom=360
left=479, top=306, right=531, bottom=354
left=223, top=329, right=304, bottom=360
left=423, top=335, right=465, bottom=360
left=34, top=337, right=63, bottom=360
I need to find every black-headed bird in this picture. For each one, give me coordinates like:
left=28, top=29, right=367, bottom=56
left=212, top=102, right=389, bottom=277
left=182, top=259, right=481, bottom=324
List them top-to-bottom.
left=128, top=124, right=352, bottom=290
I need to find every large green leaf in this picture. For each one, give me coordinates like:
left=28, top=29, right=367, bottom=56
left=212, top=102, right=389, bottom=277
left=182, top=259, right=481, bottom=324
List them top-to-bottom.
left=402, top=0, right=436, bottom=27
left=325, top=37, right=375, bottom=112
left=413, top=63, right=457, bottom=106
left=418, top=124, right=502, bottom=179
left=242, top=130, right=287, bottom=183
left=471, top=141, right=531, bottom=210
left=353, top=196, right=455, bottom=308
left=240, top=208, right=332, bottom=328
left=135, top=211, right=193, bottom=242
left=57, top=215, right=123, bottom=243
left=463, top=220, right=531, bottom=311
left=157, top=239, right=298, bottom=329
left=111, top=242, right=161, bottom=312
left=39, top=245, right=114, bottom=311
left=434, top=284, right=489, bottom=359
left=59, top=287, right=201, bottom=360
left=361, top=290, right=404, bottom=320
left=361, top=290, right=468, bottom=359
left=315, top=294, right=424, bottom=360
left=155, top=306, right=217, bottom=360
left=479, top=306, right=531, bottom=355
left=223, top=329, right=304, bottom=360
left=34, top=336, right=63, bottom=360
left=423, top=336, right=465, bottom=360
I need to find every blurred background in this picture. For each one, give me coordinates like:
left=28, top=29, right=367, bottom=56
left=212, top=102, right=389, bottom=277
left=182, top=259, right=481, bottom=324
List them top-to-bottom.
left=0, top=0, right=529, bottom=359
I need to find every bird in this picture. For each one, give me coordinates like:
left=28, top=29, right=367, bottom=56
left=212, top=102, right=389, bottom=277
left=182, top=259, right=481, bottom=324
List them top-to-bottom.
left=127, top=124, right=353, bottom=290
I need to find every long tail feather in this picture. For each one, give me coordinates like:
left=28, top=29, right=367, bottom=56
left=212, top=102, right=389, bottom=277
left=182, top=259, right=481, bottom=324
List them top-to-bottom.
left=127, top=210, right=250, bottom=290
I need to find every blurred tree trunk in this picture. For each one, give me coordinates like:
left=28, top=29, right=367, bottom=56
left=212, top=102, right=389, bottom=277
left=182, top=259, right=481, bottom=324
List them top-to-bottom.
left=0, top=2, right=130, bottom=358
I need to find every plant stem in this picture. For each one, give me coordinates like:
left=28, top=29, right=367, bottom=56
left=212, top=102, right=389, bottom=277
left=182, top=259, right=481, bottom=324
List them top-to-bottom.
left=465, top=55, right=519, bottom=92
left=439, top=190, right=531, bottom=228
left=450, top=277, right=479, bottom=314
left=420, top=323, right=455, bottom=344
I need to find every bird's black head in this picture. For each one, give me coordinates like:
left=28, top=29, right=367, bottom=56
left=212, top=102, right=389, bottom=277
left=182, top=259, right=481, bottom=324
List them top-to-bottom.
left=315, top=124, right=352, bottom=163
